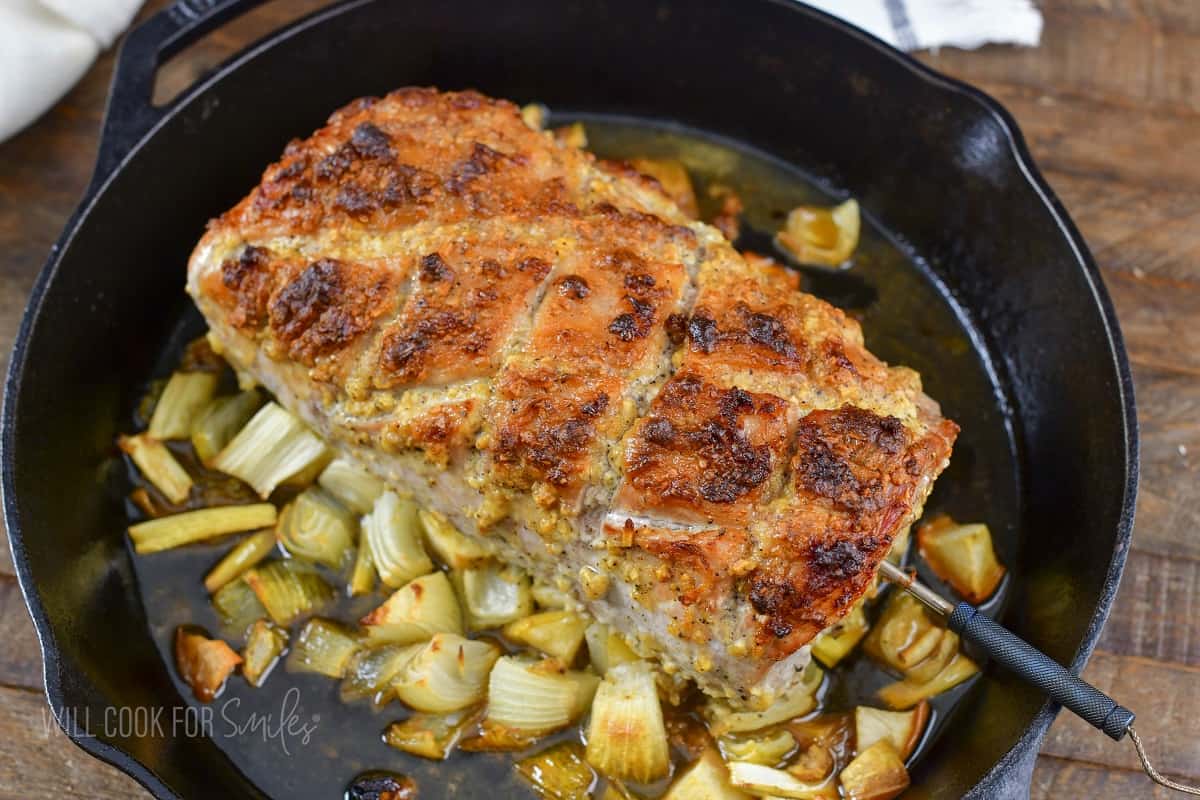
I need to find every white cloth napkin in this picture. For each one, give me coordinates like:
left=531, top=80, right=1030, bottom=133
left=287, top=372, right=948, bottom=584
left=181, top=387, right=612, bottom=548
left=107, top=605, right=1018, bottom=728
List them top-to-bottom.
left=0, top=0, right=143, bottom=143
left=0, top=0, right=1041, bottom=145
left=802, top=0, right=1042, bottom=51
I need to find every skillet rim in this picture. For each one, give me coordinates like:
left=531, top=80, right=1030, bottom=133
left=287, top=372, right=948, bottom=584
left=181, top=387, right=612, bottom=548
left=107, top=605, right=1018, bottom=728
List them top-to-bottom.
left=1, top=0, right=1138, bottom=796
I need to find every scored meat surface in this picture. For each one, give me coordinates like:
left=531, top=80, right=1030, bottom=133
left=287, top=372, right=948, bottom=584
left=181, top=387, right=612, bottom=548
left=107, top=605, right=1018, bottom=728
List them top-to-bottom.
left=187, top=87, right=958, bottom=705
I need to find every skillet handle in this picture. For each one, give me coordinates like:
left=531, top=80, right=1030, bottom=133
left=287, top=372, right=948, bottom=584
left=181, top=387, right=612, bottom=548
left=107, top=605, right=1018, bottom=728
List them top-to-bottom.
left=96, top=0, right=271, bottom=180
left=948, top=602, right=1135, bottom=741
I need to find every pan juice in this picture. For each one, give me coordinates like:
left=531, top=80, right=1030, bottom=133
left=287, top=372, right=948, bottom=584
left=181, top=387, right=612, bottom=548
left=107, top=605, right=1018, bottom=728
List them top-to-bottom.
left=128, top=115, right=1021, bottom=798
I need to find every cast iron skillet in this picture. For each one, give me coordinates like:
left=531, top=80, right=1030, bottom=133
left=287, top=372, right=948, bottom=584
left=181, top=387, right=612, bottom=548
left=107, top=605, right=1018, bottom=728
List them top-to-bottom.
left=2, top=0, right=1137, bottom=797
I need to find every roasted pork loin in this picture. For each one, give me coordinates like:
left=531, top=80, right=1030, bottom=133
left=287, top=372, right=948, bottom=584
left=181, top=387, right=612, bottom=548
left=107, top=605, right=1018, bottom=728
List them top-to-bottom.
left=187, top=88, right=958, bottom=705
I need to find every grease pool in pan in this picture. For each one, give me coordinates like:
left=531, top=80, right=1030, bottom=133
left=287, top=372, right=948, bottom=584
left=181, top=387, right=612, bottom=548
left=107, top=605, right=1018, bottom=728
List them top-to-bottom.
left=127, top=115, right=1022, bottom=798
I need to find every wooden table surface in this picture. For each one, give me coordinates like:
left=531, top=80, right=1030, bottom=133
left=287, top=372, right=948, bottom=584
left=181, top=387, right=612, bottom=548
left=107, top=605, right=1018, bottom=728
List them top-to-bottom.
left=1, top=1, right=1197, bottom=796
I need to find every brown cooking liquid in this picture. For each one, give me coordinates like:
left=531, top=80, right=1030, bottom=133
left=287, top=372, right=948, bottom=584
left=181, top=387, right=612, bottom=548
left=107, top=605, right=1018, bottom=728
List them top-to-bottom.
left=125, top=115, right=1020, bottom=798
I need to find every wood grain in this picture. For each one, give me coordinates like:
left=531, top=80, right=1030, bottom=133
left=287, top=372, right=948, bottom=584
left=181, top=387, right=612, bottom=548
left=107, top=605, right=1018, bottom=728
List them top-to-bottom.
left=1, top=0, right=1198, bottom=797
left=0, top=686, right=147, bottom=799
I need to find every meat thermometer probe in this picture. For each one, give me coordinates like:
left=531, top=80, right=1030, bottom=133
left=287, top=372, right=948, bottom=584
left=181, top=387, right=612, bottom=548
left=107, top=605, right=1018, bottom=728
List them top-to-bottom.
left=876, top=559, right=1199, bottom=795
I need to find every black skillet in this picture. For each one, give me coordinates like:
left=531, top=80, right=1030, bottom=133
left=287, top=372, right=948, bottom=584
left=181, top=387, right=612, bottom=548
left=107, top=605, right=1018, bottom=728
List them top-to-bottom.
left=1, top=0, right=1137, bottom=797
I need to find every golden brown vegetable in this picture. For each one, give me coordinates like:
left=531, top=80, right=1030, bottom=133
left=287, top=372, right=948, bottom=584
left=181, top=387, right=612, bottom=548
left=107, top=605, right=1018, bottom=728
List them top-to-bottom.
left=553, top=121, right=587, bottom=147
left=630, top=158, right=698, bottom=218
left=775, top=198, right=860, bottom=267
left=148, top=371, right=219, bottom=440
left=213, top=402, right=329, bottom=497
left=119, top=433, right=193, bottom=504
left=128, top=503, right=277, bottom=554
left=917, top=515, right=1006, bottom=603
left=204, top=528, right=276, bottom=593
left=348, top=538, right=377, bottom=596
left=244, top=559, right=335, bottom=626
left=360, top=571, right=463, bottom=644
left=863, top=592, right=942, bottom=675
left=503, top=610, right=589, bottom=664
left=241, top=619, right=288, bottom=687
left=175, top=626, right=242, bottom=702
left=585, top=661, right=670, bottom=783
left=854, top=702, right=928, bottom=760
left=383, top=706, right=482, bottom=760
left=839, top=740, right=910, bottom=800
left=515, top=741, right=596, bottom=800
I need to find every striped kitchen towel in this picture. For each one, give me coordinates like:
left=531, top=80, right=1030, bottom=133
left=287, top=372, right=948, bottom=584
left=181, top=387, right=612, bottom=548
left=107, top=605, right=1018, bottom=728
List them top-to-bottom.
left=802, top=0, right=1043, bottom=51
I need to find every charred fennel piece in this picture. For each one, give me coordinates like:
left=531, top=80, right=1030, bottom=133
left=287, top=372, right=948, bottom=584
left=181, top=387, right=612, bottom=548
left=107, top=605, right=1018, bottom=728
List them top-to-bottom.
left=148, top=371, right=219, bottom=440
left=190, top=389, right=263, bottom=466
left=213, top=402, right=329, bottom=497
left=118, top=433, right=193, bottom=504
left=318, top=457, right=384, bottom=515
left=277, top=487, right=356, bottom=570
left=363, top=491, right=433, bottom=588
left=128, top=503, right=277, bottom=554
left=916, top=516, right=1006, bottom=604
left=204, top=528, right=276, bottom=593
left=244, top=560, right=335, bottom=626
left=360, top=571, right=463, bottom=644
left=288, top=618, right=360, bottom=678
left=241, top=619, right=288, bottom=687
left=175, top=627, right=241, bottom=703
left=392, top=633, right=501, bottom=713
left=485, top=656, right=599, bottom=737
left=586, top=661, right=670, bottom=783
left=384, top=706, right=482, bottom=760
left=838, top=741, right=909, bottom=800
left=727, top=761, right=834, bottom=799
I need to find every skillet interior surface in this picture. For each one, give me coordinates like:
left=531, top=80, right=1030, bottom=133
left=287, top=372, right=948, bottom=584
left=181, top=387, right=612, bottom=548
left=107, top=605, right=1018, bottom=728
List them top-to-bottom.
left=2, top=0, right=1136, bottom=798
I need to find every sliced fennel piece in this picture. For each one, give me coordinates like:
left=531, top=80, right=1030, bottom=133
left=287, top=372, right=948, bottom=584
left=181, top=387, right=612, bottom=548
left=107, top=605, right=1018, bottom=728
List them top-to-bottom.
left=148, top=371, right=219, bottom=440
left=190, top=389, right=264, bottom=466
left=213, top=402, right=329, bottom=497
left=118, top=433, right=193, bottom=504
left=318, top=457, right=384, bottom=515
left=277, top=487, right=356, bottom=569
left=363, top=491, right=433, bottom=588
left=128, top=503, right=277, bottom=554
left=419, top=509, right=490, bottom=569
left=204, top=528, right=277, bottom=592
left=244, top=559, right=335, bottom=626
left=455, top=562, right=533, bottom=630
left=360, top=571, right=463, bottom=644
left=502, top=610, right=588, bottom=663
left=287, top=618, right=360, bottom=678
left=241, top=619, right=288, bottom=687
left=392, top=633, right=501, bottom=713
left=341, top=643, right=423, bottom=704
left=486, top=656, right=599, bottom=735
left=585, top=661, right=670, bottom=783
left=384, top=706, right=483, bottom=761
